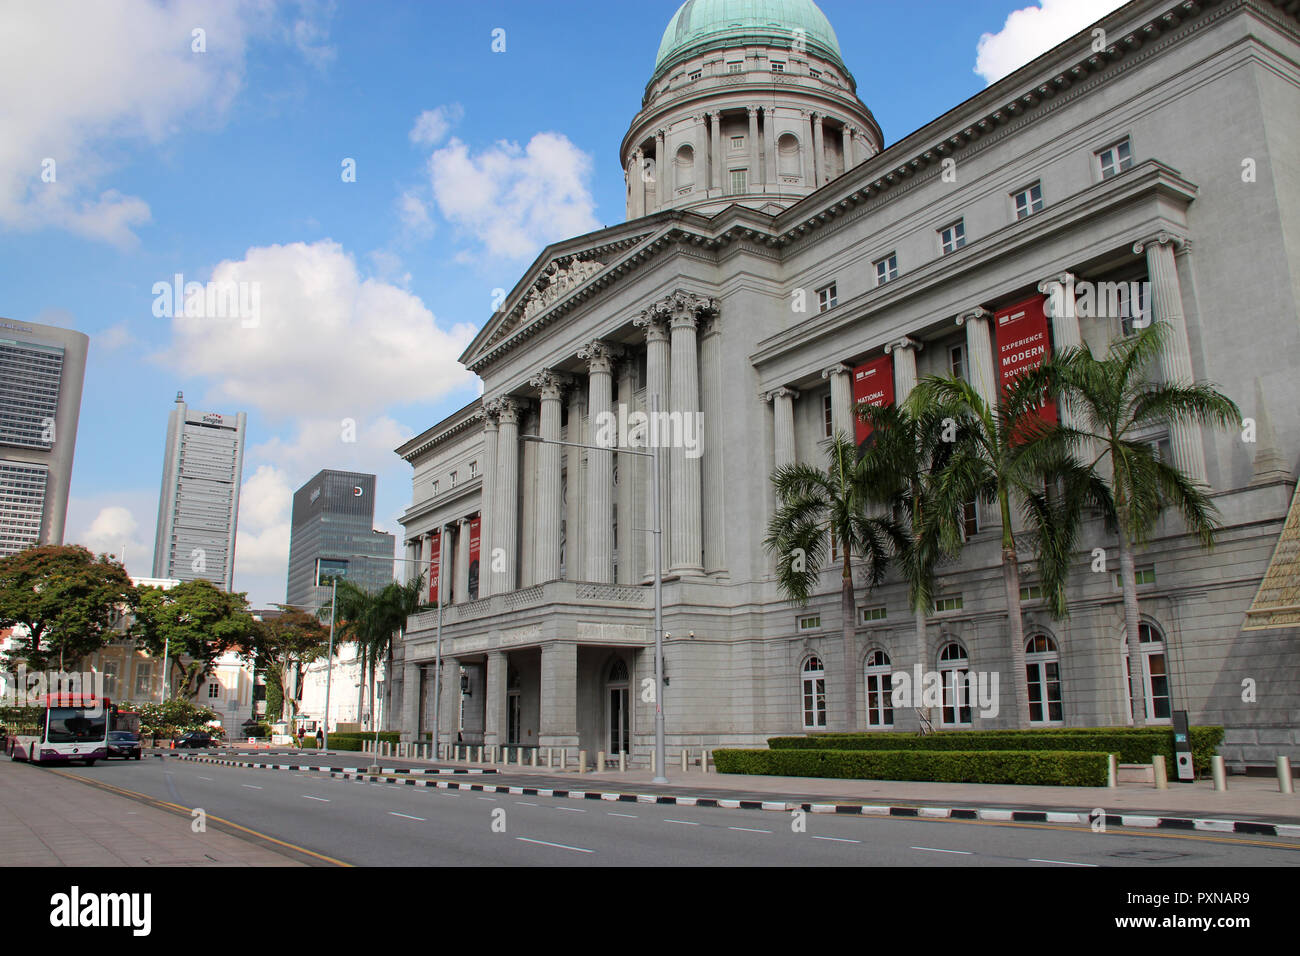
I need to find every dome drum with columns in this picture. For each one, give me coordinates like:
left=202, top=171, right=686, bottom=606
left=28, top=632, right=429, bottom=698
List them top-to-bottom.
left=621, top=0, right=882, bottom=218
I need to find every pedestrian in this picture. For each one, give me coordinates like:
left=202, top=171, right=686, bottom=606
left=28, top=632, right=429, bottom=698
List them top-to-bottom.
left=315, top=727, right=323, bottom=749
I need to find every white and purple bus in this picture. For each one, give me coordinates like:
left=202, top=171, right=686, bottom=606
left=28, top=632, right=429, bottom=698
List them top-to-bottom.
left=7, top=693, right=111, bottom=766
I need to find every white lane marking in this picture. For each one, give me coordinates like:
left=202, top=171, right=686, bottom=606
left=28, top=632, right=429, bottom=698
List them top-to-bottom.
left=196, top=776, right=213, bottom=781
left=241, top=784, right=263, bottom=790
left=302, top=795, right=330, bottom=802
left=477, top=796, right=497, bottom=801
left=516, top=801, right=539, bottom=807
left=556, top=806, right=586, bottom=813
left=388, top=811, right=426, bottom=821
left=607, top=812, right=638, bottom=818
left=664, top=819, right=699, bottom=826
left=729, top=826, right=771, bottom=834
left=812, top=835, right=860, bottom=844
left=515, top=837, right=594, bottom=854
left=911, top=846, right=972, bottom=855
left=1028, top=858, right=1097, bottom=867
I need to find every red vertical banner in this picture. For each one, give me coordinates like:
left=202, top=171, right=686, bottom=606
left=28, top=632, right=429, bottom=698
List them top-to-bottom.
left=995, top=293, right=1057, bottom=436
left=852, top=354, right=895, bottom=451
left=467, top=516, right=481, bottom=601
left=428, top=530, right=441, bottom=604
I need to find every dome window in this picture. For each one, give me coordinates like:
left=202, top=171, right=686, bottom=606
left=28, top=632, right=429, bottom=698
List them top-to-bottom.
left=770, top=60, right=785, bottom=73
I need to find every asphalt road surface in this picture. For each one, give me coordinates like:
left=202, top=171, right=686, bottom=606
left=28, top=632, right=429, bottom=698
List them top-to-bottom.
left=52, top=755, right=1300, bottom=867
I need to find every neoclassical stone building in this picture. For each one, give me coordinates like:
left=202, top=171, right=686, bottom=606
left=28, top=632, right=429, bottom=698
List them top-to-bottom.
left=393, top=0, right=1300, bottom=768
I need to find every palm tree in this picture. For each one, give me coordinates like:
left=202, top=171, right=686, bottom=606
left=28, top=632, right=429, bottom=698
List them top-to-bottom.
left=1044, top=321, right=1240, bottom=722
left=910, top=372, right=1111, bottom=728
left=764, top=433, right=904, bottom=731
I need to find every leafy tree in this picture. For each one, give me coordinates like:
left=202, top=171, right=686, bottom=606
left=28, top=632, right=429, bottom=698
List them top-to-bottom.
left=1044, top=322, right=1240, bottom=721
left=910, top=373, right=1111, bottom=728
left=764, top=434, right=903, bottom=730
left=0, top=545, right=137, bottom=671
left=130, top=580, right=256, bottom=700
left=244, top=607, right=330, bottom=724
left=135, top=698, right=222, bottom=743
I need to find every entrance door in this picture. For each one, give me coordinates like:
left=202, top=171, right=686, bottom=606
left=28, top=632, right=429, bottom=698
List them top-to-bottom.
left=606, top=659, right=630, bottom=754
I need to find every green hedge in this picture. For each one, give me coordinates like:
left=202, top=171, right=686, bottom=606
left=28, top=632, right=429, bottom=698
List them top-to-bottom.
left=774, top=726, right=1223, bottom=776
left=320, top=731, right=400, bottom=752
left=714, top=748, right=1109, bottom=786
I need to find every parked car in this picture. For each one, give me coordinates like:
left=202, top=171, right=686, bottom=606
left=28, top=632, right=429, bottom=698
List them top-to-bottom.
left=107, top=731, right=142, bottom=760
left=172, top=731, right=218, bottom=749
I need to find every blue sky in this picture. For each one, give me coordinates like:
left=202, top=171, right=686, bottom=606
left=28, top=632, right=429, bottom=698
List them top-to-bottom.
left=0, top=0, right=1125, bottom=607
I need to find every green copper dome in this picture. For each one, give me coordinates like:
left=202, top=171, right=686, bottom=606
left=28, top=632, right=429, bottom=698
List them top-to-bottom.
left=654, top=0, right=846, bottom=76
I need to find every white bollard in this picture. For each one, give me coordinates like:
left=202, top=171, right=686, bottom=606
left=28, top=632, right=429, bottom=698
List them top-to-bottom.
left=545, top=747, right=552, bottom=768
left=530, top=748, right=538, bottom=768
left=560, top=748, right=567, bottom=771
left=650, top=749, right=656, bottom=776
left=681, top=749, right=688, bottom=772
left=702, top=749, right=710, bottom=773
left=579, top=750, right=588, bottom=774
left=597, top=750, right=605, bottom=772
left=619, top=752, right=626, bottom=772
left=1107, top=754, right=1118, bottom=788
left=1152, top=754, right=1168, bottom=789
left=1212, top=755, right=1228, bottom=791
left=1278, top=756, right=1294, bottom=794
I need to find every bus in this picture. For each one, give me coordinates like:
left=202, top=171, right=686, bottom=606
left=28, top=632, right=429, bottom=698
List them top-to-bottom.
left=7, top=693, right=112, bottom=766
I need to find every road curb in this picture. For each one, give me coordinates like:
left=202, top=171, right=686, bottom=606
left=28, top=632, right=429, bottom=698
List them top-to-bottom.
left=171, top=754, right=1300, bottom=839
left=171, top=754, right=496, bottom=775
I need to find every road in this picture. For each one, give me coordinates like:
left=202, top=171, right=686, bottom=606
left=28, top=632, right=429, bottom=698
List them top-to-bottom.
left=51, top=754, right=1300, bottom=867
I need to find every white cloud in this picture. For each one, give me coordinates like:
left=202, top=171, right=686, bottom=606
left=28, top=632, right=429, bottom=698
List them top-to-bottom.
left=974, top=0, right=1128, bottom=85
left=409, top=104, right=464, bottom=147
left=427, top=132, right=600, bottom=260
left=397, top=190, right=434, bottom=237
left=152, top=239, right=478, bottom=421
left=95, top=320, right=136, bottom=352
left=232, top=464, right=293, bottom=585
left=81, top=506, right=139, bottom=561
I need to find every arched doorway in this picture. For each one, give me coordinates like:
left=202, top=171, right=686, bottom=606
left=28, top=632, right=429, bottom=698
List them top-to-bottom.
left=606, top=658, right=630, bottom=754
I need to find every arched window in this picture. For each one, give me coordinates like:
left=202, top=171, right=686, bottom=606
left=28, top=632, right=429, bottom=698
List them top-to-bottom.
left=777, top=133, right=801, bottom=180
left=675, top=144, right=695, bottom=192
left=1123, top=623, right=1172, bottom=722
left=1025, top=634, right=1063, bottom=725
left=938, top=643, right=972, bottom=727
left=864, top=650, right=893, bottom=728
left=802, top=656, right=826, bottom=729
left=608, top=658, right=629, bottom=683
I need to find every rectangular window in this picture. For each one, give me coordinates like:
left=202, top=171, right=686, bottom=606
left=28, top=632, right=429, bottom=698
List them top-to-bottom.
left=771, top=60, right=785, bottom=73
left=727, top=61, right=743, bottom=74
left=809, top=68, right=821, bottom=78
left=688, top=70, right=701, bottom=82
left=730, top=135, right=744, bottom=151
left=1098, top=138, right=1133, bottom=179
left=731, top=168, right=747, bottom=193
left=1013, top=182, right=1044, bottom=219
left=940, top=219, right=966, bottom=254
left=874, top=253, right=898, bottom=286
left=1118, top=281, right=1149, bottom=338
left=817, top=283, right=837, bottom=313
left=950, top=343, right=968, bottom=381
left=822, top=393, right=833, bottom=438
left=1145, top=434, right=1172, bottom=464
left=469, top=461, right=478, bottom=477
left=449, top=470, right=457, bottom=488
left=432, top=480, right=440, bottom=495
left=960, top=499, right=979, bottom=540
left=1116, top=566, right=1156, bottom=587
left=1019, top=584, right=1044, bottom=602
left=935, top=595, right=964, bottom=613
left=860, top=605, right=887, bottom=623
left=797, top=614, right=821, bottom=632
left=102, top=660, right=119, bottom=698
left=133, top=663, right=154, bottom=699
left=208, top=681, right=221, bottom=699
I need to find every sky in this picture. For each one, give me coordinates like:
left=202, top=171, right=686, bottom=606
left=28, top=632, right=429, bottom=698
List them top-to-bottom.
left=0, top=0, right=1128, bottom=608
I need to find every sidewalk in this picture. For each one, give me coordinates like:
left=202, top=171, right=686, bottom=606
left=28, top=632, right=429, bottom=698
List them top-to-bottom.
left=345, top=750, right=1300, bottom=824
left=0, top=760, right=304, bottom=867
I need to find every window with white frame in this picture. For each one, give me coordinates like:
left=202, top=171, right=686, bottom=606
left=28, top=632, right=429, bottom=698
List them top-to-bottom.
left=771, top=60, right=785, bottom=72
left=727, top=61, right=743, bottom=74
left=809, top=68, right=821, bottom=78
left=688, top=70, right=701, bottom=82
left=730, top=135, right=745, bottom=151
left=1098, top=138, right=1133, bottom=179
left=731, top=168, right=747, bottom=193
left=1013, top=182, right=1044, bottom=219
left=939, top=219, right=966, bottom=254
left=874, top=253, right=898, bottom=286
left=1117, top=280, right=1150, bottom=337
left=817, top=283, right=837, bottom=312
left=950, top=343, right=968, bottom=381
left=822, top=393, right=833, bottom=438
left=469, top=460, right=478, bottom=477
left=449, top=470, right=457, bottom=488
left=432, top=480, right=440, bottom=495
left=959, top=497, right=979, bottom=540
left=1115, top=565, right=1156, bottom=588
left=1019, top=584, right=1044, bottom=602
left=935, top=594, right=964, bottom=613
left=860, top=605, right=887, bottom=623
left=797, top=613, right=821, bottom=632
left=1124, top=623, right=1172, bottom=722
left=1026, top=634, right=1064, bottom=725
left=938, top=643, right=972, bottom=726
left=864, top=650, right=893, bottom=727
left=802, top=657, right=827, bottom=729
left=102, top=660, right=119, bottom=697
left=133, top=662, right=154, bottom=699
left=208, top=680, right=221, bottom=699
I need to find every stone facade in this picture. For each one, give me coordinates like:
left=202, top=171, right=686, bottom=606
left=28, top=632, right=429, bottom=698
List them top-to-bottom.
left=393, top=0, right=1300, bottom=768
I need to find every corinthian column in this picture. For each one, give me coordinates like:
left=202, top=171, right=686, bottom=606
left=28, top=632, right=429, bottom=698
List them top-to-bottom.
left=747, top=106, right=760, bottom=190
left=762, top=106, right=776, bottom=188
left=801, top=110, right=813, bottom=186
left=710, top=112, right=722, bottom=192
left=812, top=112, right=826, bottom=185
left=694, top=115, right=706, bottom=192
left=840, top=122, right=852, bottom=175
left=654, top=129, right=666, bottom=209
left=632, top=147, right=645, bottom=218
left=1134, top=233, right=1207, bottom=484
left=666, top=292, right=712, bottom=576
left=956, top=307, right=997, bottom=409
left=633, top=308, right=671, bottom=580
left=700, top=315, right=725, bottom=576
left=885, top=337, right=923, bottom=404
left=579, top=340, right=621, bottom=583
left=616, top=356, right=638, bottom=585
left=821, top=363, right=853, bottom=440
left=530, top=370, right=568, bottom=584
left=565, top=387, right=586, bottom=579
left=768, top=387, right=798, bottom=468
left=493, top=397, right=521, bottom=593
left=479, top=410, right=498, bottom=596
left=455, top=516, right=471, bottom=603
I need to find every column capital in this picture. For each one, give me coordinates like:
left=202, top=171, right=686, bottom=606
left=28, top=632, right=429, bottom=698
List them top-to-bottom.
left=746, top=105, right=758, bottom=117
left=655, top=128, right=666, bottom=139
left=1133, top=231, right=1188, bottom=255
left=1036, top=272, right=1076, bottom=297
left=654, top=289, right=718, bottom=327
left=956, top=307, right=993, bottom=327
left=632, top=308, right=671, bottom=343
left=884, top=336, right=923, bottom=355
left=577, top=339, right=622, bottom=374
left=821, top=362, right=851, bottom=380
left=529, top=368, right=572, bottom=400
left=764, top=386, right=799, bottom=403
left=487, top=396, right=521, bottom=425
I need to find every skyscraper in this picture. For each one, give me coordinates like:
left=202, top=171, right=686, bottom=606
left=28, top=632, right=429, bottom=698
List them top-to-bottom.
left=0, top=318, right=89, bottom=556
left=151, top=392, right=246, bottom=590
left=285, top=469, right=395, bottom=611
